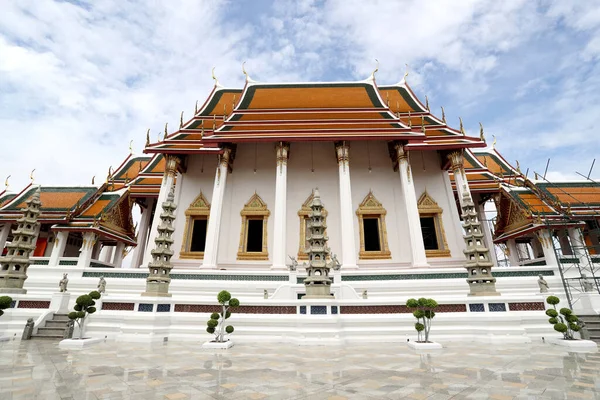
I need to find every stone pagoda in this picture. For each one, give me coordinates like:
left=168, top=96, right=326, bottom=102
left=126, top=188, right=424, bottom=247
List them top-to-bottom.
left=142, top=185, right=177, bottom=297
left=0, top=187, right=41, bottom=294
left=303, top=188, right=334, bottom=299
left=461, top=190, right=499, bottom=296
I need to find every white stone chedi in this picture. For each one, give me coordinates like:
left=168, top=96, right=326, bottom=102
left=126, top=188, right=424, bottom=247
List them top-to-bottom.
left=142, top=185, right=177, bottom=297
left=0, top=188, right=41, bottom=294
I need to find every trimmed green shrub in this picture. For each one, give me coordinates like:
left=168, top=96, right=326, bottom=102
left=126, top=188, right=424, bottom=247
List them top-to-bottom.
left=206, top=290, right=240, bottom=343
left=67, top=291, right=99, bottom=340
left=0, top=296, right=12, bottom=317
left=545, top=296, right=580, bottom=340
left=406, top=298, right=438, bottom=343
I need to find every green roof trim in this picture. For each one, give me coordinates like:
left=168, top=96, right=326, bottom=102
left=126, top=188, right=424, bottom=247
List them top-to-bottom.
left=3, top=186, right=98, bottom=212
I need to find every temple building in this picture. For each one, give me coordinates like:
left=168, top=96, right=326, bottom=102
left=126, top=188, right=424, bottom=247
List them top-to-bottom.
left=0, top=70, right=598, bottom=343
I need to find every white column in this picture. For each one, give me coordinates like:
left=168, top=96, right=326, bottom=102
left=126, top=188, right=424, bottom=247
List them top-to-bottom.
left=272, top=142, right=290, bottom=270
left=335, top=142, right=358, bottom=269
left=394, top=143, right=428, bottom=267
left=203, top=148, right=232, bottom=269
left=448, top=151, right=471, bottom=209
left=143, top=155, right=179, bottom=266
left=131, top=198, right=155, bottom=268
left=475, top=200, right=499, bottom=268
left=0, top=224, right=10, bottom=253
left=568, top=227, right=589, bottom=266
left=537, top=229, right=559, bottom=266
left=48, top=231, right=69, bottom=266
left=77, top=232, right=97, bottom=268
left=506, top=239, right=520, bottom=266
left=91, top=241, right=101, bottom=260
left=112, top=242, right=126, bottom=268
left=100, top=245, right=114, bottom=263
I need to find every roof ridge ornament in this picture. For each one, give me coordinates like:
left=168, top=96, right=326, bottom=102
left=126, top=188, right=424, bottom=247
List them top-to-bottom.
left=368, top=58, right=379, bottom=82
left=242, top=61, right=255, bottom=83
left=397, top=64, right=409, bottom=85
left=211, top=67, right=222, bottom=88
left=425, top=95, right=430, bottom=111
left=194, top=100, right=198, bottom=115
left=441, top=106, right=446, bottom=124
left=180, top=111, right=184, bottom=129
left=459, top=117, right=465, bottom=135
left=479, top=122, right=486, bottom=143
left=164, top=123, right=168, bottom=141
left=146, top=129, right=150, bottom=147
left=492, top=135, right=497, bottom=149
left=129, top=140, right=134, bottom=155
left=30, top=169, right=35, bottom=183
left=4, top=175, right=10, bottom=190
left=91, top=176, right=95, bottom=185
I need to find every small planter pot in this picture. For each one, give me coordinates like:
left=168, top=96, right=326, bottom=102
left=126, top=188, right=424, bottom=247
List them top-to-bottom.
left=59, top=338, right=104, bottom=349
left=547, top=338, right=598, bottom=351
left=202, top=340, right=234, bottom=350
left=407, top=341, right=443, bottom=350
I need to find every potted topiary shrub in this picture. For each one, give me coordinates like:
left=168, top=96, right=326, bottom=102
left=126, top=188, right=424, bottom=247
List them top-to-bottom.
left=202, top=290, right=240, bottom=349
left=59, top=291, right=103, bottom=348
left=0, top=296, right=13, bottom=342
left=544, top=296, right=597, bottom=350
left=406, top=298, right=442, bottom=350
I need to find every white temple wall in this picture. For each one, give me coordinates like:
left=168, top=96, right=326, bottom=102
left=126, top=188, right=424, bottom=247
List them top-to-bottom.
left=349, top=141, right=412, bottom=265
left=286, top=142, right=342, bottom=263
left=218, top=143, right=276, bottom=265
left=410, top=150, right=466, bottom=261
left=172, top=154, right=216, bottom=264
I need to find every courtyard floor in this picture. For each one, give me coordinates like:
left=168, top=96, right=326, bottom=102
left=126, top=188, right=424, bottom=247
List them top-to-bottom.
left=0, top=339, right=598, bottom=399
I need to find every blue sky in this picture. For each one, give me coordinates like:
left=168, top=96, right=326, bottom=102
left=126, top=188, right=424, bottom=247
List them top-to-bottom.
left=1, top=0, right=600, bottom=190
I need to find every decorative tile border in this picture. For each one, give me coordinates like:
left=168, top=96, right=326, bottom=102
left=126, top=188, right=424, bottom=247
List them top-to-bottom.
left=559, top=258, right=579, bottom=264
left=32, top=259, right=49, bottom=265
left=59, top=260, right=78, bottom=266
left=341, top=270, right=555, bottom=282
left=83, top=271, right=287, bottom=281
left=9, top=300, right=16, bottom=308
left=17, top=300, right=50, bottom=309
left=101, top=302, right=135, bottom=311
left=508, top=302, right=545, bottom=311
left=138, top=303, right=153, bottom=312
left=489, top=303, right=507, bottom=312
left=157, top=304, right=171, bottom=312
left=173, top=304, right=296, bottom=314
left=340, top=304, right=468, bottom=314
left=469, top=304, right=485, bottom=312
left=299, top=306, right=306, bottom=314
left=311, top=306, right=327, bottom=315
left=331, top=306, right=338, bottom=315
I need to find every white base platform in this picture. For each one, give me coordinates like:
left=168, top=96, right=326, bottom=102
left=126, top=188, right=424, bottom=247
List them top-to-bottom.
left=0, top=336, right=10, bottom=342
left=59, top=338, right=104, bottom=348
left=547, top=338, right=598, bottom=351
left=202, top=340, right=234, bottom=349
left=407, top=341, right=443, bottom=350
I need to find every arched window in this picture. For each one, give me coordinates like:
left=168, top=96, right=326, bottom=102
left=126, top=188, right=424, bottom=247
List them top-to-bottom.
left=356, top=191, right=391, bottom=259
left=417, top=191, right=451, bottom=257
left=180, top=192, right=210, bottom=259
left=297, top=192, right=328, bottom=260
left=237, top=193, right=270, bottom=260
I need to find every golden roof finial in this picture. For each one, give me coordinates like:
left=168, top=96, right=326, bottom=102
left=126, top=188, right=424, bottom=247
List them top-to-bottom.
left=370, top=58, right=379, bottom=80
left=403, top=63, right=409, bottom=80
left=211, top=67, right=219, bottom=86
left=386, top=92, right=389, bottom=107
left=425, top=95, right=430, bottom=111
left=194, top=100, right=198, bottom=115
left=441, top=106, right=446, bottom=124
left=407, top=110, right=412, bottom=128
left=180, top=111, right=184, bottom=128
left=421, top=115, right=426, bottom=134
left=459, top=117, right=465, bottom=135
left=164, top=122, right=168, bottom=140
left=479, top=122, right=485, bottom=143
left=146, top=129, right=150, bottom=147
left=492, top=134, right=497, bottom=149
left=129, top=140, right=133, bottom=154
left=516, top=160, right=521, bottom=174
left=106, top=166, right=112, bottom=184
left=30, top=169, right=35, bottom=183
left=534, top=172, right=539, bottom=180
left=4, top=175, right=10, bottom=190
left=91, top=176, right=95, bottom=185
left=566, top=202, right=572, bottom=215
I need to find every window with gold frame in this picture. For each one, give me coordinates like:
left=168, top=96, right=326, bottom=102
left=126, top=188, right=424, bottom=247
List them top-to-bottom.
left=356, top=191, right=391, bottom=260
left=417, top=191, right=451, bottom=257
left=180, top=192, right=210, bottom=259
left=297, top=192, right=329, bottom=260
left=237, top=193, right=270, bottom=260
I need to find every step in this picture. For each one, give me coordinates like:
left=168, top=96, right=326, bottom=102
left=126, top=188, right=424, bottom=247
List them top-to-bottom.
left=52, top=314, right=70, bottom=321
left=45, top=321, right=69, bottom=328
left=37, top=327, right=65, bottom=335
left=32, top=333, right=63, bottom=339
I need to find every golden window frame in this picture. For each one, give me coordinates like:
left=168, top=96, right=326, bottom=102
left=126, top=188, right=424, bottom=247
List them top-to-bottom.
left=356, top=191, right=391, bottom=260
left=417, top=191, right=451, bottom=257
left=180, top=192, right=210, bottom=259
left=297, top=192, right=329, bottom=260
left=237, top=193, right=270, bottom=260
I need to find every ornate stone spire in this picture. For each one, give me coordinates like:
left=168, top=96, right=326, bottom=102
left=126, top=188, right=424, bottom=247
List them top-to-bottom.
left=142, top=185, right=177, bottom=297
left=0, top=187, right=41, bottom=294
left=303, top=188, right=333, bottom=299
left=461, top=190, right=499, bottom=296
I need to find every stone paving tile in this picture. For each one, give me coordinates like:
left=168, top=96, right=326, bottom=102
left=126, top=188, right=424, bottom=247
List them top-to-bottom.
left=0, top=340, right=598, bottom=399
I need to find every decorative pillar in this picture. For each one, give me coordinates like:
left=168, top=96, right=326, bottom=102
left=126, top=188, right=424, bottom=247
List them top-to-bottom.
left=272, top=142, right=290, bottom=270
left=335, top=142, right=358, bottom=269
left=394, top=143, right=428, bottom=267
left=203, top=147, right=233, bottom=269
left=448, top=151, right=471, bottom=209
left=143, top=155, right=180, bottom=266
left=142, top=185, right=177, bottom=297
left=0, top=188, right=41, bottom=294
left=460, top=191, right=499, bottom=296
left=131, top=198, right=155, bottom=268
left=475, top=200, right=499, bottom=268
left=0, top=224, right=10, bottom=253
left=568, top=227, right=590, bottom=266
left=536, top=229, right=560, bottom=266
left=558, top=229, right=573, bottom=255
left=48, top=231, right=69, bottom=266
left=76, top=232, right=97, bottom=268
left=506, top=239, right=520, bottom=266
left=91, top=241, right=101, bottom=260
left=112, top=242, right=126, bottom=268
left=100, top=245, right=114, bottom=263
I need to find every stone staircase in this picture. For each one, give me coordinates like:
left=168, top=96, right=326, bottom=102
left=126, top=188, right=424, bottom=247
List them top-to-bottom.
left=32, top=313, right=70, bottom=340
left=579, top=314, right=600, bottom=343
